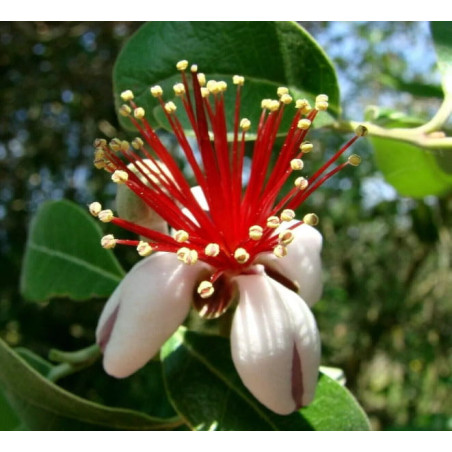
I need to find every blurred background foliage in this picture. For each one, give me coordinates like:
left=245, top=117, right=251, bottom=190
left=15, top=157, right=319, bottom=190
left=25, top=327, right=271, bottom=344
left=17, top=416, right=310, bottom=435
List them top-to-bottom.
left=0, top=21, right=451, bottom=430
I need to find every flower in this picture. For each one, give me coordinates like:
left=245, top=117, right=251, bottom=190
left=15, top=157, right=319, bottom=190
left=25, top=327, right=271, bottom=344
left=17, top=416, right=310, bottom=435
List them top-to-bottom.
left=91, top=60, right=366, bottom=415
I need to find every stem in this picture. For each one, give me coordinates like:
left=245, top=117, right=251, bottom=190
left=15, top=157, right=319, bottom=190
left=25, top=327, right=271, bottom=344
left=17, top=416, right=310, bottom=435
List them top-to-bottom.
left=332, top=93, right=452, bottom=150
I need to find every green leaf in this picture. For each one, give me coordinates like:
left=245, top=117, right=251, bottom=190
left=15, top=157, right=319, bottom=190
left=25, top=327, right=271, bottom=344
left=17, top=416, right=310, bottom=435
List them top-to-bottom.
left=113, top=22, right=340, bottom=138
left=430, top=22, right=452, bottom=95
left=372, top=136, right=452, bottom=198
left=21, top=200, right=124, bottom=302
left=161, top=327, right=370, bottom=431
left=0, top=339, right=181, bottom=430
left=0, top=385, right=20, bottom=430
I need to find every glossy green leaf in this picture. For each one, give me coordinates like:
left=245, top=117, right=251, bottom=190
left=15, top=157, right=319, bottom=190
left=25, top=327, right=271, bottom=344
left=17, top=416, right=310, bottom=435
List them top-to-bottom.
left=113, top=22, right=340, bottom=138
left=430, top=22, right=452, bottom=94
left=21, top=200, right=124, bottom=302
left=161, top=327, right=370, bottom=431
left=0, top=339, right=181, bottom=431
left=0, top=385, right=20, bottom=430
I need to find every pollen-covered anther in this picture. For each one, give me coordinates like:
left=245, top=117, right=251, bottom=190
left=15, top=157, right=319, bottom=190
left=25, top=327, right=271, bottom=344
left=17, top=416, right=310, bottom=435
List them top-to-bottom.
left=176, top=60, right=189, bottom=71
left=190, top=64, right=198, bottom=73
left=197, top=73, right=206, bottom=86
left=232, top=75, right=245, bottom=86
left=206, top=80, right=220, bottom=94
left=217, top=81, right=227, bottom=92
left=173, top=83, right=186, bottom=96
left=150, top=85, right=163, bottom=98
left=200, top=87, right=210, bottom=98
left=277, top=87, right=289, bottom=97
left=120, top=90, right=134, bottom=101
left=280, top=93, right=293, bottom=105
left=261, top=98, right=272, bottom=109
left=295, top=99, right=312, bottom=114
left=267, top=100, right=280, bottom=112
left=315, top=100, right=329, bottom=111
left=164, top=102, right=177, bottom=114
left=119, top=104, right=132, bottom=117
left=134, top=107, right=145, bottom=119
left=240, top=118, right=251, bottom=131
left=297, top=119, right=312, bottom=130
left=355, top=125, right=369, bottom=137
left=131, top=137, right=144, bottom=150
left=93, top=138, right=107, bottom=148
left=109, top=138, right=122, bottom=152
left=120, top=140, right=130, bottom=152
left=300, top=141, right=313, bottom=153
left=93, top=150, right=107, bottom=169
left=348, top=154, right=362, bottom=166
left=290, top=159, right=304, bottom=171
left=111, top=170, right=129, bottom=184
left=294, top=176, right=308, bottom=190
left=89, top=201, right=102, bottom=217
left=98, top=209, right=114, bottom=223
left=280, top=209, right=295, bottom=222
left=303, top=213, right=319, bottom=226
left=266, top=216, right=280, bottom=229
left=249, top=225, right=263, bottom=240
left=173, top=229, right=189, bottom=243
left=279, top=230, right=294, bottom=246
left=101, top=234, right=117, bottom=249
left=137, top=241, right=153, bottom=257
left=205, top=243, right=220, bottom=257
left=273, top=244, right=288, bottom=258
left=177, top=247, right=198, bottom=265
left=234, top=248, right=250, bottom=264
left=197, top=280, right=214, bottom=299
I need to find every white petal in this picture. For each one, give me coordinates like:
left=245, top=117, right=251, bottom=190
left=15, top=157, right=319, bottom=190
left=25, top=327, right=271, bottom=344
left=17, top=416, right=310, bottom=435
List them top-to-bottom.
left=182, top=186, right=209, bottom=226
left=258, top=223, right=323, bottom=306
left=96, top=253, right=204, bottom=378
left=231, top=270, right=321, bottom=415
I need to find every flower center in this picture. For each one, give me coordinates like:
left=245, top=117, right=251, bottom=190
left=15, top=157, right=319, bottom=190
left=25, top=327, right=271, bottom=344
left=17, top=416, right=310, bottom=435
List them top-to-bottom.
left=90, top=60, right=367, bottom=301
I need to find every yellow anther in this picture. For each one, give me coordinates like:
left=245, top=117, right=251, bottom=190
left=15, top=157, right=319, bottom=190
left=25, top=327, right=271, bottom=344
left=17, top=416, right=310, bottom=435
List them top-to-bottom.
left=176, top=60, right=189, bottom=71
left=190, top=64, right=198, bottom=73
left=197, top=73, right=206, bottom=86
left=232, top=75, right=245, bottom=86
left=206, top=80, right=220, bottom=94
left=217, top=81, right=227, bottom=92
left=173, top=83, right=186, bottom=96
left=150, top=85, right=163, bottom=98
left=201, top=87, right=210, bottom=98
left=277, top=87, right=289, bottom=97
left=120, top=90, right=134, bottom=101
left=280, top=93, right=293, bottom=105
left=316, top=94, right=328, bottom=102
left=261, top=98, right=272, bottom=109
left=295, top=99, right=312, bottom=114
left=267, top=100, right=280, bottom=112
left=315, top=100, right=329, bottom=111
left=164, top=101, right=177, bottom=114
left=119, top=104, right=132, bottom=117
left=134, top=107, right=145, bottom=120
left=240, top=118, right=251, bottom=131
left=297, top=119, right=312, bottom=130
left=355, top=125, right=368, bottom=137
left=132, top=137, right=144, bottom=150
left=93, top=138, right=107, bottom=148
left=109, top=138, right=122, bottom=152
left=120, top=140, right=130, bottom=152
left=300, top=141, right=313, bottom=153
left=93, top=150, right=107, bottom=169
left=348, top=154, right=362, bottom=166
left=290, top=159, right=304, bottom=171
left=111, top=170, right=129, bottom=184
left=294, top=177, right=308, bottom=190
left=88, top=202, right=102, bottom=217
left=98, top=209, right=114, bottom=223
left=280, top=209, right=295, bottom=222
left=303, top=213, right=319, bottom=226
left=266, top=216, right=280, bottom=229
left=249, top=225, right=263, bottom=240
left=174, top=230, right=189, bottom=243
left=279, top=230, right=294, bottom=245
left=101, top=234, right=116, bottom=249
left=137, top=241, right=153, bottom=257
left=205, top=243, right=220, bottom=257
left=273, top=244, right=288, bottom=258
left=177, top=247, right=198, bottom=265
left=234, top=248, right=250, bottom=264
left=197, top=280, right=214, bottom=299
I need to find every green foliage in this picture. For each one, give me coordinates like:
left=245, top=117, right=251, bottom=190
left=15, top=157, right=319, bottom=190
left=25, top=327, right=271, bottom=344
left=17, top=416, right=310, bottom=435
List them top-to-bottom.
left=113, top=21, right=340, bottom=137
left=430, top=22, right=452, bottom=95
left=21, top=200, right=124, bottom=302
left=161, top=327, right=370, bottom=431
